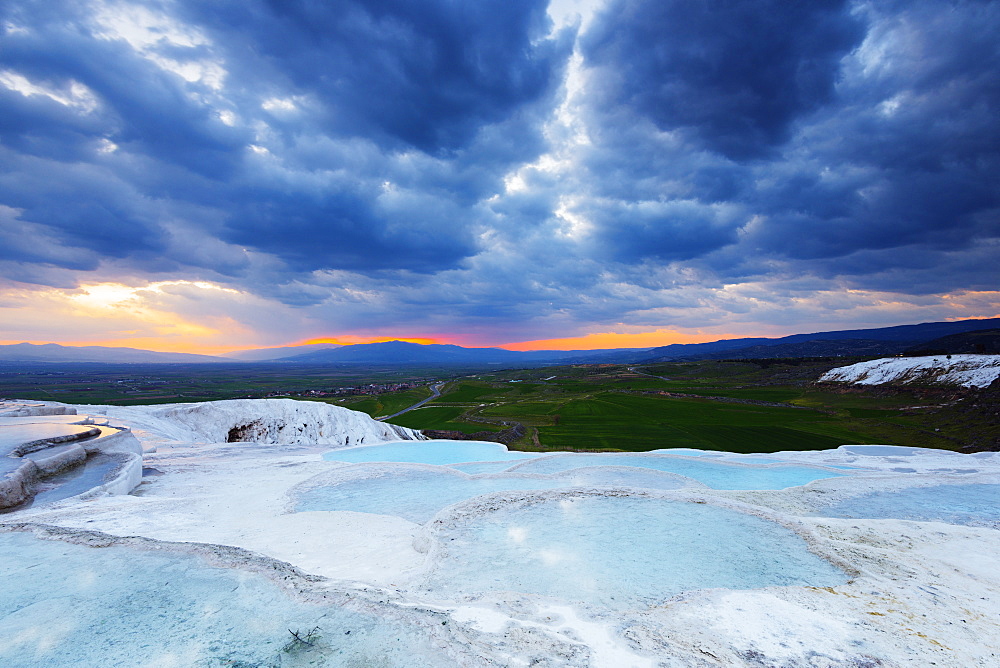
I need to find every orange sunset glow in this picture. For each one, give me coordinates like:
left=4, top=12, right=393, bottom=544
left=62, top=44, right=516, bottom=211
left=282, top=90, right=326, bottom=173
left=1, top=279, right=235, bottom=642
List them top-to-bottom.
left=4, top=281, right=1000, bottom=359
left=500, top=330, right=729, bottom=351
left=297, top=336, right=444, bottom=347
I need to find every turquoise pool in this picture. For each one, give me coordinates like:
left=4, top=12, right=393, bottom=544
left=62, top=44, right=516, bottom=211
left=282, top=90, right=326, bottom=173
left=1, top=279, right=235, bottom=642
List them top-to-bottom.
left=323, top=439, right=538, bottom=466
left=322, top=441, right=843, bottom=490
left=295, top=464, right=689, bottom=523
left=818, top=484, right=1000, bottom=528
left=419, top=495, right=847, bottom=609
left=0, top=531, right=456, bottom=667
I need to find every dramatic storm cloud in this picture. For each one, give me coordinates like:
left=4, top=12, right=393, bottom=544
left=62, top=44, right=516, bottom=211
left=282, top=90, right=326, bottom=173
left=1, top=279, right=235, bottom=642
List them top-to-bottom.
left=0, top=0, right=997, bottom=350
left=584, top=0, right=864, bottom=161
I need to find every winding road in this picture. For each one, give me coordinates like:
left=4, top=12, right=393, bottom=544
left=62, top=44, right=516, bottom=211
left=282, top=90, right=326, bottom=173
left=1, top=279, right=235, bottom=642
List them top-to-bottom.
left=628, top=366, right=670, bottom=381
left=377, top=382, right=445, bottom=421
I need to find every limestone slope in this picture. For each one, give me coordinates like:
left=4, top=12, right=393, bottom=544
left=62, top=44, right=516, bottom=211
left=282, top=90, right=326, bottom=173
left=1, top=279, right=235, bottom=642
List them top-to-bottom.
left=820, top=354, right=1000, bottom=388
left=84, top=397, right=424, bottom=448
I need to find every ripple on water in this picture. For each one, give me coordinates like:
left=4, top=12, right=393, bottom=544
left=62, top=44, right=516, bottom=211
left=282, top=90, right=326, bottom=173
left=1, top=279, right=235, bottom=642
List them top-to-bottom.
left=419, top=495, right=847, bottom=610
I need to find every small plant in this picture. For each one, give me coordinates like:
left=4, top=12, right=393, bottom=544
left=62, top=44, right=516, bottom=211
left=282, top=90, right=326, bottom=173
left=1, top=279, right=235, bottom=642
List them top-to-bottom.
left=283, top=626, right=321, bottom=652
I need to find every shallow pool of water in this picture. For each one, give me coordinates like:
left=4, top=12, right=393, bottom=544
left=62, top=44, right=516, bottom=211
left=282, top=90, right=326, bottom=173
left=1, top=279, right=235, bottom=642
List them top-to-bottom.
left=0, top=423, right=93, bottom=452
left=1, top=424, right=96, bottom=475
left=323, top=439, right=538, bottom=466
left=323, top=442, right=842, bottom=490
left=840, top=445, right=923, bottom=456
left=651, top=449, right=782, bottom=465
left=507, top=453, right=842, bottom=490
left=21, top=454, right=123, bottom=509
left=450, top=460, right=525, bottom=474
left=295, top=465, right=689, bottom=523
left=818, top=484, right=1000, bottom=528
left=419, top=495, right=846, bottom=609
left=0, top=531, right=455, bottom=667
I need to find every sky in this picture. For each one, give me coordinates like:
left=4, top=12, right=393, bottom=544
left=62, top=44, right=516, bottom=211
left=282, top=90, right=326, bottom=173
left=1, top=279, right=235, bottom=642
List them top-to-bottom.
left=0, top=0, right=998, bottom=354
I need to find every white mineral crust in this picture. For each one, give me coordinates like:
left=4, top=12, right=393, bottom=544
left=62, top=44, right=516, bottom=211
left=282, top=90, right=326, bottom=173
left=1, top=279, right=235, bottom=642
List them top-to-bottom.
left=820, top=353, right=1000, bottom=388
left=2, top=397, right=999, bottom=667
left=79, top=397, right=423, bottom=449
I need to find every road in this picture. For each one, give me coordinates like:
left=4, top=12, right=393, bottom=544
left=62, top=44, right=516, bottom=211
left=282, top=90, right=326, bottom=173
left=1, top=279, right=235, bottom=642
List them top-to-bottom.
left=628, top=366, right=671, bottom=381
left=377, top=382, right=445, bottom=421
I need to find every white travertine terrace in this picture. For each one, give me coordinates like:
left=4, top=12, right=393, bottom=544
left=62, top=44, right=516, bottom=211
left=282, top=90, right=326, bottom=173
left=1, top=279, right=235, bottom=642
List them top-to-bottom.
left=820, top=354, right=1000, bottom=388
left=1, top=397, right=998, bottom=667
left=81, top=397, right=424, bottom=451
left=0, top=404, right=142, bottom=510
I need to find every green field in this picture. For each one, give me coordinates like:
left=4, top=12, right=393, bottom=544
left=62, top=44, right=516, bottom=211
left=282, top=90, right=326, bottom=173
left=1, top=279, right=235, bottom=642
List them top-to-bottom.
left=377, top=361, right=993, bottom=453
left=435, top=383, right=505, bottom=403
left=324, top=387, right=431, bottom=417
left=488, top=392, right=869, bottom=453
left=388, top=406, right=500, bottom=434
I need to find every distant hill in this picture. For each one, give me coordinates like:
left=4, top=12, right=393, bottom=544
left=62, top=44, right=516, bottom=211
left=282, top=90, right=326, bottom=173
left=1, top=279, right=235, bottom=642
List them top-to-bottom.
left=4, top=317, right=998, bottom=366
left=642, top=318, right=1000, bottom=362
left=903, top=329, right=1000, bottom=356
left=638, top=337, right=773, bottom=360
left=686, top=339, right=909, bottom=361
left=280, top=340, right=652, bottom=365
left=283, top=341, right=526, bottom=364
left=0, top=342, right=234, bottom=364
left=223, top=343, right=342, bottom=361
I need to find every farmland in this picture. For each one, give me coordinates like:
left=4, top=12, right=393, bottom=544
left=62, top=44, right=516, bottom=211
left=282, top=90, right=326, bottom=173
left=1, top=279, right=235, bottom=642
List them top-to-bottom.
left=349, top=360, right=995, bottom=453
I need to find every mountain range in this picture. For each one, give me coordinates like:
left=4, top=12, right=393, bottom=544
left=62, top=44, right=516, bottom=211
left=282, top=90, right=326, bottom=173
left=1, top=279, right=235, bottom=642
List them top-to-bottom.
left=1, top=317, right=997, bottom=365
left=639, top=318, right=1000, bottom=362
left=274, top=341, right=648, bottom=364
left=0, top=343, right=232, bottom=364
left=223, top=343, right=341, bottom=361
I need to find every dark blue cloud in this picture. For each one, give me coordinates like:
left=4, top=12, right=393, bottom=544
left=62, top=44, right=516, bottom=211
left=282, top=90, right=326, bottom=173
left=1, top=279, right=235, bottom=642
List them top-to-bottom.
left=0, top=0, right=568, bottom=282
left=180, top=0, right=567, bottom=154
left=567, top=0, right=999, bottom=298
left=583, top=0, right=863, bottom=160
left=739, top=0, right=1000, bottom=272
left=1, top=6, right=247, bottom=177
left=0, top=84, right=106, bottom=162
left=0, top=149, right=169, bottom=257
left=223, top=180, right=478, bottom=274
left=581, top=199, right=741, bottom=263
